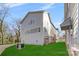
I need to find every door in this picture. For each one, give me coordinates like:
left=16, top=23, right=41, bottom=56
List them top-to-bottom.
left=44, top=36, right=49, bottom=44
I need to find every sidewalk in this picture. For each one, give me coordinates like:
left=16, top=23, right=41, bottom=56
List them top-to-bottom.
left=0, top=44, right=15, bottom=55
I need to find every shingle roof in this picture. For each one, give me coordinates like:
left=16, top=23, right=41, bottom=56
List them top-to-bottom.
left=60, top=17, right=72, bottom=30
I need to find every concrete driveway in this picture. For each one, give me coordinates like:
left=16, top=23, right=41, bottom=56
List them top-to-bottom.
left=0, top=44, right=15, bottom=55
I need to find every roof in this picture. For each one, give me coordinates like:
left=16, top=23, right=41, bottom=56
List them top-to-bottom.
left=20, top=10, right=57, bottom=30
left=20, top=10, right=45, bottom=24
left=48, top=13, right=57, bottom=30
left=60, top=17, right=72, bottom=30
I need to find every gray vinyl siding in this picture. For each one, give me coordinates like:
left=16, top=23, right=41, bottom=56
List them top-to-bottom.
left=20, top=12, right=44, bottom=45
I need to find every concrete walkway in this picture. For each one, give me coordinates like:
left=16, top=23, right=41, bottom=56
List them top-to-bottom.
left=0, top=44, right=15, bottom=55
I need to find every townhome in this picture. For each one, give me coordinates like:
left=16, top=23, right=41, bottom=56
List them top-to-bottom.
left=60, top=3, right=79, bottom=56
left=20, top=11, right=57, bottom=45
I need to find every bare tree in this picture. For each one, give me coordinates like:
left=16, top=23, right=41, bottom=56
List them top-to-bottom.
left=0, top=4, right=9, bottom=44
left=11, top=19, right=21, bottom=43
left=15, top=20, right=21, bottom=43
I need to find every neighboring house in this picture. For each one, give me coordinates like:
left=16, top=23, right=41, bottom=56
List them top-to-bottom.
left=60, top=3, right=79, bottom=56
left=20, top=11, right=57, bottom=45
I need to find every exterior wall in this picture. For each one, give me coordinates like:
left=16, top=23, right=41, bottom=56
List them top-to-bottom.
left=64, top=3, right=79, bottom=56
left=69, top=4, right=79, bottom=55
left=70, top=4, right=78, bottom=47
left=21, top=11, right=56, bottom=45
left=20, top=12, right=44, bottom=45
left=43, top=12, right=56, bottom=44
left=43, top=12, right=51, bottom=44
left=50, top=24, right=57, bottom=43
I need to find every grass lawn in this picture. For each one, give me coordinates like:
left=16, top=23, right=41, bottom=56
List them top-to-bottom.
left=1, top=42, right=68, bottom=56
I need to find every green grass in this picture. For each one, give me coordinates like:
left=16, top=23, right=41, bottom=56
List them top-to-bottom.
left=1, top=42, right=68, bottom=56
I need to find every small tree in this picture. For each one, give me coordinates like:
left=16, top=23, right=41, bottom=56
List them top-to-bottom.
left=8, top=33, right=13, bottom=43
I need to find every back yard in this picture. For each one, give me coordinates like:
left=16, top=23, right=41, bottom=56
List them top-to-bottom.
left=1, top=42, right=68, bottom=56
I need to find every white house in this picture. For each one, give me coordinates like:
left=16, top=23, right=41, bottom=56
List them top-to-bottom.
left=60, top=3, right=79, bottom=56
left=20, top=11, right=57, bottom=45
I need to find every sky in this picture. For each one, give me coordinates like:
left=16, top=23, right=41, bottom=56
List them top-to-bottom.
left=0, top=3, right=64, bottom=35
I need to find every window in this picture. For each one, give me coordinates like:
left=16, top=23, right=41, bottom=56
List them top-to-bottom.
left=28, top=19, right=35, bottom=25
left=28, top=20, right=32, bottom=25
left=38, top=28, right=40, bottom=32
